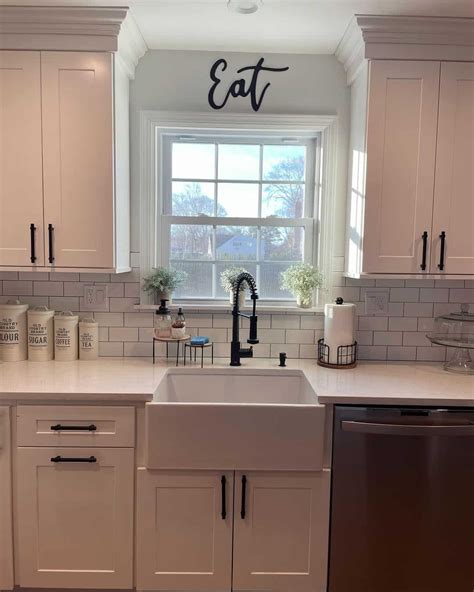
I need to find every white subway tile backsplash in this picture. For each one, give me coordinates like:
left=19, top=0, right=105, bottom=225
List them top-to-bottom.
left=4, top=268, right=473, bottom=363
left=3, top=281, right=33, bottom=295
left=33, top=281, right=63, bottom=296
left=389, top=288, right=419, bottom=302
left=419, top=288, right=449, bottom=302
left=449, top=289, right=474, bottom=303
left=404, top=303, right=433, bottom=317
left=271, top=315, right=300, bottom=329
left=358, top=317, right=388, bottom=331
left=389, top=317, right=418, bottom=332
left=109, top=327, right=139, bottom=342
left=286, top=329, right=315, bottom=344
left=374, top=331, right=402, bottom=346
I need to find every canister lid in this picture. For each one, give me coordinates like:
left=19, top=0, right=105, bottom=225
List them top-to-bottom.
left=0, top=299, right=29, bottom=312
left=28, top=306, right=54, bottom=317
left=54, top=311, right=79, bottom=322
left=79, top=317, right=98, bottom=327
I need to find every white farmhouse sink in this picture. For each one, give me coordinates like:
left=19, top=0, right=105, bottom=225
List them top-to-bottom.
left=145, top=368, right=325, bottom=471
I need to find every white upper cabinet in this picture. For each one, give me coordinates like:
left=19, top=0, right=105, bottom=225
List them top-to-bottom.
left=342, top=16, right=474, bottom=278
left=0, top=51, right=45, bottom=267
left=41, top=52, right=115, bottom=269
left=363, top=61, right=440, bottom=274
left=431, top=62, right=474, bottom=275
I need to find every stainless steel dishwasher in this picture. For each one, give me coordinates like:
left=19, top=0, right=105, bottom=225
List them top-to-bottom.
left=329, top=406, right=474, bottom=592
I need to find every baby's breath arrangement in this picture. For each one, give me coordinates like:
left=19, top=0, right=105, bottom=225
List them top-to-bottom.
left=280, top=263, right=323, bottom=308
left=220, top=266, right=249, bottom=294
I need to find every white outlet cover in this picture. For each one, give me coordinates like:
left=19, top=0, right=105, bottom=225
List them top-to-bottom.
left=83, top=284, right=109, bottom=312
left=365, top=290, right=389, bottom=316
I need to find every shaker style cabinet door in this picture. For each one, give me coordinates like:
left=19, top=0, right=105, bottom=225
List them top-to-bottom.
left=0, top=51, right=45, bottom=267
left=41, top=51, right=114, bottom=269
left=363, top=61, right=440, bottom=274
left=431, top=62, right=474, bottom=275
left=0, top=407, right=13, bottom=591
left=16, top=447, right=134, bottom=589
left=136, top=469, right=234, bottom=591
left=233, top=471, right=331, bottom=592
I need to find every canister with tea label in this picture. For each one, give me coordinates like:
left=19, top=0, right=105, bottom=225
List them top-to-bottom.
left=0, top=300, right=29, bottom=361
left=28, top=306, right=55, bottom=361
left=54, top=311, right=79, bottom=361
left=79, top=318, right=99, bottom=360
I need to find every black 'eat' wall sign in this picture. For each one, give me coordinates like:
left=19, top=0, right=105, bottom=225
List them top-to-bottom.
left=208, top=57, right=289, bottom=112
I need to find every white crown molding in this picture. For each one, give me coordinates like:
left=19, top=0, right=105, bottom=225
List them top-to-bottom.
left=0, top=6, right=148, bottom=78
left=117, top=13, right=148, bottom=80
left=336, top=15, right=474, bottom=85
left=335, top=17, right=365, bottom=86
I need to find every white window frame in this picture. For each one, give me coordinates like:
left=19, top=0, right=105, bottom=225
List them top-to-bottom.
left=139, top=111, right=339, bottom=310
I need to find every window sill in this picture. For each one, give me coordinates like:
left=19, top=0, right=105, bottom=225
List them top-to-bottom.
left=134, top=303, right=323, bottom=315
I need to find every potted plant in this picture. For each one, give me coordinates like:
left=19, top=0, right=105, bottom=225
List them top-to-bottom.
left=280, top=263, right=323, bottom=308
left=220, top=266, right=248, bottom=307
left=143, top=267, right=187, bottom=304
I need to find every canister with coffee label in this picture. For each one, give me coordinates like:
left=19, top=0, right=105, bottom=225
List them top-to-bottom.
left=0, top=300, right=29, bottom=361
left=27, top=306, right=55, bottom=361
left=54, top=311, right=79, bottom=361
left=79, top=318, right=99, bottom=360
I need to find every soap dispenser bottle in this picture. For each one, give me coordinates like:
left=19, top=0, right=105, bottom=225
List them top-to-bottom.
left=154, top=300, right=172, bottom=338
left=171, top=307, right=186, bottom=339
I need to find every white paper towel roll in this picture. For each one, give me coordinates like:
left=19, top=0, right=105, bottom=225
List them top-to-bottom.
left=324, top=299, right=356, bottom=365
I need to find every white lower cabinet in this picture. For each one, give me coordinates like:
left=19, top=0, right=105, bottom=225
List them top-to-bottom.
left=0, top=407, right=13, bottom=591
left=16, top=447, right=134, bottom=589
left=136, top=469, right=330, bottom=592
left=136, top=469, right=234, bottom=591
left=233, top=471, right=330, bottom=592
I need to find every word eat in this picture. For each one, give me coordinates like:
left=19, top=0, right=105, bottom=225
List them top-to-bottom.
left=208, top=57, right=289, bottom=112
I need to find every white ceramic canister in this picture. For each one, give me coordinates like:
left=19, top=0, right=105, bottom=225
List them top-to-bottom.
left=0, top=300, right=29, bottom=361
left=27, top=306, right=55, bottom=361
left=54, top=311, right=79, bottom=361
left=79, top=318, right=99, bottom=360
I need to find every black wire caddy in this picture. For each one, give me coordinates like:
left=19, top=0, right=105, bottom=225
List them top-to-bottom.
left=317, top=338, right=358, bottom=369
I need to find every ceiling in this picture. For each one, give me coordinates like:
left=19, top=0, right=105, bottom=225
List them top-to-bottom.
left=1, top=0, right=473, bottom=54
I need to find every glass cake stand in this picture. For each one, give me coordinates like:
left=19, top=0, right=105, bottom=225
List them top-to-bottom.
left=427, top=304, right=474, bottom=374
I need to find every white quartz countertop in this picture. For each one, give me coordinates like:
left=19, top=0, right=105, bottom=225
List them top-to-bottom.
left=0, top=358, right=472, bottom=406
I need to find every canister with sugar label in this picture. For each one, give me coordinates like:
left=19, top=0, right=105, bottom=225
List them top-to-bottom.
left=0, top=300, right=29, bottom=361
left=28, top=306, right=55, bottom=361
left=54, top=311, right=79, bottom=361
left=79, top=318, right=99, bottom=360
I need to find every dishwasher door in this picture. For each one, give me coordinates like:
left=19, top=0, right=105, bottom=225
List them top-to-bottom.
left=0, top=406, right=14, bottom=590
left=329, top=406, right=474, bottom=592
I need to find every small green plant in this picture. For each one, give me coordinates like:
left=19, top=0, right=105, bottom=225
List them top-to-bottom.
left=280, top=263, right=323, bottom=307
left=220, top=266, right=249, bottom=294
left=143, top=267, right=187, bottom=299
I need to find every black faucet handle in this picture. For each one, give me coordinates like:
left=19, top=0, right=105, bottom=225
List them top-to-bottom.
left=279, top=352, right=287, bottom=367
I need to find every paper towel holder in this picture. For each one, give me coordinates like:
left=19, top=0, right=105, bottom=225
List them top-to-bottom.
left=317, top=338, right=358, bottom=369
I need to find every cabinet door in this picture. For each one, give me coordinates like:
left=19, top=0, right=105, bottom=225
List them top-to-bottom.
left=0, top=51, right=45, bottom=267
left=41, top=52, right=114, bottom=269
left=363, top=61, right=440, bottom=273
left=431, top=62, right=474, bottom=274
left=0, top=407, right=13, bottom=591
left=16, top=447, right=134, bottom=589
left=136, top=469, right=233, bottom=591
left=233, top=471, right=330, bottom=592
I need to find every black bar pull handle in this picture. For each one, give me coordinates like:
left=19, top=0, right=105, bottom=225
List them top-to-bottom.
left=48, top=223, right=55, bottom=264
left=30, top=224, right=37, bottom=263
left=420, top=231, right=428, bottom=271
left=438, top=231, right=446, bottom=271
left=50, top=424, right=97, bottom=432
left=51, top=456, right=97, bottom=463
left=241, top=475, right=247, bottom=519
left=221, top=476, right=227, bottom=520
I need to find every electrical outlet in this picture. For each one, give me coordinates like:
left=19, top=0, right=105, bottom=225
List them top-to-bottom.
left=83, top=284, right=108, bottom=312
left=365, top=290, right=389, bottom=315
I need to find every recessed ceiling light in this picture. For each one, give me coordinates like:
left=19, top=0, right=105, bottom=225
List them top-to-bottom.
left=227, top=0, right=263, bottom=15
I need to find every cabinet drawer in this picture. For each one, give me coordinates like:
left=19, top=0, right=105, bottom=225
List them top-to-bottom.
left=17, top=406, right=135, bottom=447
